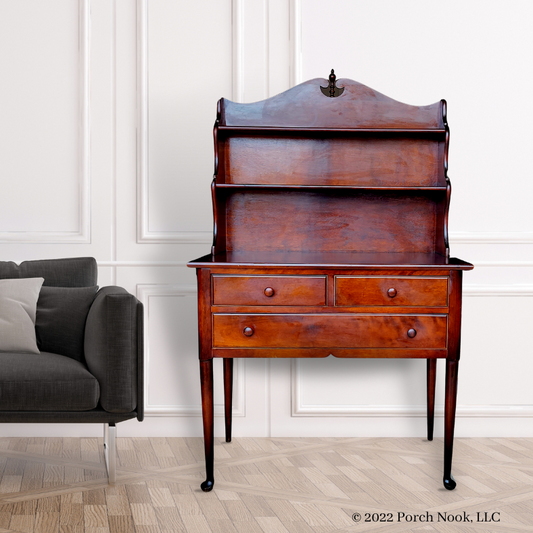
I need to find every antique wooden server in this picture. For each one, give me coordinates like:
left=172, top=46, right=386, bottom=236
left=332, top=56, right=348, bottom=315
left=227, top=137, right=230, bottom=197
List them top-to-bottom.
left=188, top=71, right=473, bottom=492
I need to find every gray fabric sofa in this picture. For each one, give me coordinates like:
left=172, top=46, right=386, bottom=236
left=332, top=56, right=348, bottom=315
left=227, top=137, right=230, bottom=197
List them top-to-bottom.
left=0, top=257, right=144, bottom=483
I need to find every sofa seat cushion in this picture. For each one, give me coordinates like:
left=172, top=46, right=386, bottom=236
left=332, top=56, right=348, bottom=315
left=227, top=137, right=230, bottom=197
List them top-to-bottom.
left=0, top=352, right=99, bottom=411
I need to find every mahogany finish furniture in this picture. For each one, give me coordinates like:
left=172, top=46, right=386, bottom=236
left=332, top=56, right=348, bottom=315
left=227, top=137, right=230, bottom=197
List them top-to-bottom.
left=188, top=72, right=473, bottom=492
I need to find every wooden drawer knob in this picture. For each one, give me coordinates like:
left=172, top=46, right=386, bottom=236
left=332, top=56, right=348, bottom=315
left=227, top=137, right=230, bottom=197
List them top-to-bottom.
left=264, top=287, right=275, bottom=297
left=387, top=288, right=397, bottom=298
left=243, top=327, right=254, bottom=337
left=407, top=328, right=417, bottom=338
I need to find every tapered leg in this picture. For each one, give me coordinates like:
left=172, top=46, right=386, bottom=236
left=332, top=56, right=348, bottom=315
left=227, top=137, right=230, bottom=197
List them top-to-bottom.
left=224, top=358, right=234, bottom=443
left=200, top=359, right=214, bottom=492
left=427, top=359, right=437, bottom=441
left=443, top=359, right=459, bottom=490
left=103, top=422, right=116, bottom=485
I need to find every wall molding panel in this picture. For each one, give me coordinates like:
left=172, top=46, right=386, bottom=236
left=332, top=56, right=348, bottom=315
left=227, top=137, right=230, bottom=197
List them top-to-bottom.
left=0, top=0, right=91, bottom=244
left=77, top=0, right=91, bottom=245
left=135, top=0, right=212, bottom=245
left=136, top=0, right=149, bottom=243
left=232, top=0, right=245, bottom=102
left=289, top=0, right=302, bottom=87
left=450, top=232, right=533, bottom=244
left=93, top=260, right=533, bottom=269
left=98, top=261, right=189, bottom=268
left=474, top=261, right=533, bottom=267
left=137, top=284, right=245, bottom=418
left=463, top=285, right=533, bottom=297
left=291, top=360, right=533, bottom=418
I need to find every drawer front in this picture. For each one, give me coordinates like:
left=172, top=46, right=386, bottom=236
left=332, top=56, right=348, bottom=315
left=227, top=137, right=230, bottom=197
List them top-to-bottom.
left=213, top=276, right=326, bottom=306
left=335, top=276, right=448, bottom=307
left=213, top=314, right=447, bottom=349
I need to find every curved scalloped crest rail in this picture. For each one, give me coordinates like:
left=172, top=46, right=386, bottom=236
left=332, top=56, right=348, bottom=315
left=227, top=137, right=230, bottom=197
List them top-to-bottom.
left=220, top=77, right=444, bottom=130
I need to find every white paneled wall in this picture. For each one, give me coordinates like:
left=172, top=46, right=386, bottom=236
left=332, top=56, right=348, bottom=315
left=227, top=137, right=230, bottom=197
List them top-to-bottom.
left=0, top=0, right=531, bottom=437
left=0, top=0, right=89, bottom=242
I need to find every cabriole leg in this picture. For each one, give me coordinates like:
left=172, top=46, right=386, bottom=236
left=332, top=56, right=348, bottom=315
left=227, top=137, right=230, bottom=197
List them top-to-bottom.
left=224, top=358, right=234, bottom=443
left=200, top=359, right=214, bottom=492
left=427, top=359, right=437, bottom=441
left=443, top=359, right=459, bottom=490
left=104, top=422, right=116, bottom=485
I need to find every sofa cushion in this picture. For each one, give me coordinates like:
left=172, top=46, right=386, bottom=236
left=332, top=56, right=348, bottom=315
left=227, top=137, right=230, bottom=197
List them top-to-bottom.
left=0, top=257, right=97, bottom=287
left=0, top=278, right=44, bottom=354
left=36, top=286, right=98, bottom=362
left=0, top=352, right=99, bottom=411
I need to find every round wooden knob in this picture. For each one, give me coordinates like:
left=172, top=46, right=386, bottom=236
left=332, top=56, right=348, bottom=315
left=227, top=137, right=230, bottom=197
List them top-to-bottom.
left=264, top=287, right=274, bottom=297
left=387, top=288, right=397, bottom=298
left=243, top=327, right=254, bottom=337
left=407, top=328, right=417, bottom=338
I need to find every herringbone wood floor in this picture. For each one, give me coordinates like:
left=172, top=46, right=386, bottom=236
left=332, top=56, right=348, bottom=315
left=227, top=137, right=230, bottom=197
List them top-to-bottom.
left=0, top=437, right=532, bottom=532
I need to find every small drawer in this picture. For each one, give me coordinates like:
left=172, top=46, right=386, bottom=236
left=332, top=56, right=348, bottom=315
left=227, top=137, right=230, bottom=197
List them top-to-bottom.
left=213, top=276, right=326, bottom=306
left=335, top=276, right=448, bottom=307
left=213, top=314, right=447, bottom=349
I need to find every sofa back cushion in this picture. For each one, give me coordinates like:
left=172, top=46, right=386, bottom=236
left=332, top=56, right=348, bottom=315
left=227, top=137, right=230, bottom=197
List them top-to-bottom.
left=0, top=258, right=99, bottom=361
left=36, top=286, right=98, bottom=362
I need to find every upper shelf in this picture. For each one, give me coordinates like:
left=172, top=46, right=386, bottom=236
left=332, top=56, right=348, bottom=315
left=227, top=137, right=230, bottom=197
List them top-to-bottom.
left=220, top=77, right=445, bottom=130
left=217, top=126, right=446, bottom=137
left=215, top=184, right=448, bottom=191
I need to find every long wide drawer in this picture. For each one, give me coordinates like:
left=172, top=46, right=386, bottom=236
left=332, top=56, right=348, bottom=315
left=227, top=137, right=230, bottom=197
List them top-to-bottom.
left=213, top=275, right=326, bottom=306
left=335, top=276, right=448, bottom=307
left=213, top=314, right=447, bottom=349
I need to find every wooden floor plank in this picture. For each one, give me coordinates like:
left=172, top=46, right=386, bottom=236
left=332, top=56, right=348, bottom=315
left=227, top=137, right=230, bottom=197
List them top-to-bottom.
left=0, top=437, right=532, bottom=532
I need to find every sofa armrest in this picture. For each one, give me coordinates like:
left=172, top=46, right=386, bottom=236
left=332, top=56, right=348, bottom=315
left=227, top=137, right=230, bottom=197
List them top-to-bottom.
left=84, top=287, right=144, bottom=420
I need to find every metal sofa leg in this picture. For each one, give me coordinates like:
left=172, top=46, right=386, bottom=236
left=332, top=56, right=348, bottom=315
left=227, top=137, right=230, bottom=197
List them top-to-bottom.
left=104, top=423, right=117, bottom=484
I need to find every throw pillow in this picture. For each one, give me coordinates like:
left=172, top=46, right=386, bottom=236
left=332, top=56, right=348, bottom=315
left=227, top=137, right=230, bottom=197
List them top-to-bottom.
left=0, top=277, right=44, bottom=354
left=36, top=285, right=98, bottom=362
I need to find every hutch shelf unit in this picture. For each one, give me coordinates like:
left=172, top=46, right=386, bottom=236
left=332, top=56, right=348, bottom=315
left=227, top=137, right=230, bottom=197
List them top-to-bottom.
left=188, top=72, right=473, bottom=492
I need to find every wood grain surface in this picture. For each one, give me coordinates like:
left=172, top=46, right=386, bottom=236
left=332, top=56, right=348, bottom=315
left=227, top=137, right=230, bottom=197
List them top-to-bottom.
left=221, top=78, right=444, bottom=129
left=224, top=136, right=444, bottom=187
left=225, top=191, right=441, bottom=254
left=213, top=276, right=326, bottom=306
left=335, top=276, right=448, bottom=307
left=212, top=314, right=447, bottom=349
left=0, top=436, right=531, bottom=532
